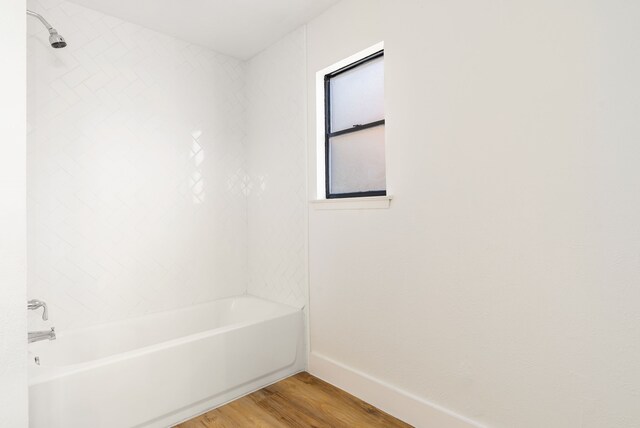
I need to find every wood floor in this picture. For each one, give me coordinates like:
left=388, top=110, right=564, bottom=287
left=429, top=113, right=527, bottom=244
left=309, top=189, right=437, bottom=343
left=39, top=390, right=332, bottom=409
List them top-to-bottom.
left=175, top=372, right=412, bottom=428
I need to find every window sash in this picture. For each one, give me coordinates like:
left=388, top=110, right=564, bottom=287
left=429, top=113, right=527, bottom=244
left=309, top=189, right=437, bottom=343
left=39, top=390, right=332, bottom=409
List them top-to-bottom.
left=324, top=50, right=385, bottom=199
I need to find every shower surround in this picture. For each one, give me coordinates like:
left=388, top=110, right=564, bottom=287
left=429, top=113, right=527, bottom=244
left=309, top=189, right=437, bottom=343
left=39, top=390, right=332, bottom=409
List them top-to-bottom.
left=27, top=0, right=307, bottom=332
left=27, top=1, right=247, bottom=331
left=27, top=2, right=308, bottom=424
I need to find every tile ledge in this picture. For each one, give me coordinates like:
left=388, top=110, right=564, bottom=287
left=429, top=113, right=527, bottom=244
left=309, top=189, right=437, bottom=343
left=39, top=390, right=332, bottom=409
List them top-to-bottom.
left=309, top=196, right=392, bottom=210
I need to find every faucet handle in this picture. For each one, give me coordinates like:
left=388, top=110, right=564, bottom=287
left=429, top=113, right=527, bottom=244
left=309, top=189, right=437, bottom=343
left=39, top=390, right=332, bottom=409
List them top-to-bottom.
left=28, top=299, right=49, bottom=321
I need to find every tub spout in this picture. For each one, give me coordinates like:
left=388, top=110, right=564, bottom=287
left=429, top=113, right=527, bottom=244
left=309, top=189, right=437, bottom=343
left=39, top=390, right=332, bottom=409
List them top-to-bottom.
left=28, top=327, right=56, bottom=344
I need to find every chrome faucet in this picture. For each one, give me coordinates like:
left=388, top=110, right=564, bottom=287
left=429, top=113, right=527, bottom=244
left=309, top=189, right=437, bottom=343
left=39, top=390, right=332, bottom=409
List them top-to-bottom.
left=27, top=299, right=56, bottom=344
left=28, top=299, right=48, bottom=320
left=28, top=327, right=56, bottom=344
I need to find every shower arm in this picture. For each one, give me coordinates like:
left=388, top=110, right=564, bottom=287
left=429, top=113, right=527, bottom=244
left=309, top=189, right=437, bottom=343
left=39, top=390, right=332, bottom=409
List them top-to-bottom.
left=27, top=9, right=67, bottom=48
left=27, top=10, right=54, bottom=32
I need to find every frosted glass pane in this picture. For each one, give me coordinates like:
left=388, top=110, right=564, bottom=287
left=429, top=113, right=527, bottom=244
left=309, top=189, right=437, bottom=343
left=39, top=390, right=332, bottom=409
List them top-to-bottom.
left=330, top=56, right=384, bottom=132
left=329, top=125, right=386, bottom=194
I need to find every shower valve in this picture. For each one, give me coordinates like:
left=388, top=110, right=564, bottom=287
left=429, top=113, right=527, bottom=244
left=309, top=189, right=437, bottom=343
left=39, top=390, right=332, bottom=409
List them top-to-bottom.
left=28, top=299, right=49, bottom=321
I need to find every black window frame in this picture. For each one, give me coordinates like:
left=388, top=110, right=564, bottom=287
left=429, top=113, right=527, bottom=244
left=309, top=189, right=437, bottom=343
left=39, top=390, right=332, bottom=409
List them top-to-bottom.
left=324, top=50, right=386, bottom=199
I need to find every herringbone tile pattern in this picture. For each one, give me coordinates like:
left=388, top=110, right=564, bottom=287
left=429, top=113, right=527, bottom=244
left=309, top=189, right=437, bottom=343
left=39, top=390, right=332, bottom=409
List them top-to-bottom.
left=27, top=0, right=248, bottom=330
left=27, top=0, right=308, bottom=332
left=246, top=28, right=308, bottom=309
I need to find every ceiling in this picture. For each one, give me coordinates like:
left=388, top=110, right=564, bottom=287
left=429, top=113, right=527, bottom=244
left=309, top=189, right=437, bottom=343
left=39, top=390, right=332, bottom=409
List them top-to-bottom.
left=68, top=0, right=341, bottom=59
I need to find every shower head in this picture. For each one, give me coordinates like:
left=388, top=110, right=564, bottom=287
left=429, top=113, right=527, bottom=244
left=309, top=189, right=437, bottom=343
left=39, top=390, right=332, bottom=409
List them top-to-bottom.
left=27, top=10, right=67, bottom=49
left=49, top=31, right=67, bottom=49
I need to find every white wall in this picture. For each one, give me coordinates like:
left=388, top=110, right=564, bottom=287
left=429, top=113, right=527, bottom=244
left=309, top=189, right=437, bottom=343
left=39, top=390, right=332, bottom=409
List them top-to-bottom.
left=0, top=0, right=29, bottom=426
left=27, top=0, right=247, bottom=330
left=308, top=0, right=640, bottom=427
left=246, top=27, right=308, bottom=309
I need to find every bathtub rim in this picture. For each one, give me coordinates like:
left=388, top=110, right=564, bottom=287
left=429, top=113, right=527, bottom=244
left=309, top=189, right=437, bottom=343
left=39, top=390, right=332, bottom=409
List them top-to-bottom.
left=28, top=294, right=302, bottom=386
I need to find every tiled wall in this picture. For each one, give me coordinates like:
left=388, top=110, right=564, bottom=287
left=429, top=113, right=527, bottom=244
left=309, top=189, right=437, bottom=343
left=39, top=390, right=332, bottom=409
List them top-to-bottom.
left=27, top=0, right=248, bottom=330
left=246, top=28, right=308, bottom=308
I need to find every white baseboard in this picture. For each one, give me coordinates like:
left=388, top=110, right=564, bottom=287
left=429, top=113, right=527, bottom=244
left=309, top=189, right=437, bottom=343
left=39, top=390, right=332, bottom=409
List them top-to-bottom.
left=308, top=352, right=485, bottom=428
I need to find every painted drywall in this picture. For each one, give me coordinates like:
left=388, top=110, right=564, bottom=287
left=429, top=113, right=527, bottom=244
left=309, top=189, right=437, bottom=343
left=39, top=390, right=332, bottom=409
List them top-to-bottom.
left=0, top=0, right=28, bottom=426
left=27, top=0, right=247, bottom=331
left=308, top=0, right=640, bottom=427
left=246, top=27, right=308, bottom=309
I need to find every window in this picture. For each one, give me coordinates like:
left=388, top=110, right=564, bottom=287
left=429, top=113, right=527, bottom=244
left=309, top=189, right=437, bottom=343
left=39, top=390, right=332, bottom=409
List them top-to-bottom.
left=324, top=50, right=385, bottom=199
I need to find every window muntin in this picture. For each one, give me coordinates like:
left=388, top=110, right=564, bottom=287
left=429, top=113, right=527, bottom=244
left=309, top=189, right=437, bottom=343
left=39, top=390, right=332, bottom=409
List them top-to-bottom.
left=325, top=50, right=385, bottom=199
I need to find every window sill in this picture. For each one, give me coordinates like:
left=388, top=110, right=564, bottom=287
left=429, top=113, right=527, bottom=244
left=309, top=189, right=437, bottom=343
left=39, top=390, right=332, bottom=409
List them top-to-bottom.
left=310, top=195, right=392, bottom=210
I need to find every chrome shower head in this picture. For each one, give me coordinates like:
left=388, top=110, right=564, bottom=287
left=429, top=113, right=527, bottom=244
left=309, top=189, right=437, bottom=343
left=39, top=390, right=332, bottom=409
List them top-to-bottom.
left=27, top=10, right=67, bottom=49
left=49, top=31, right=67, bottom=49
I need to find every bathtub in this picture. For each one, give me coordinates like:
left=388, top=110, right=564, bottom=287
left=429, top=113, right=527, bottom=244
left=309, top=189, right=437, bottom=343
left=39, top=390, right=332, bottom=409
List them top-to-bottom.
left=28, top=296, right=305, bottom=428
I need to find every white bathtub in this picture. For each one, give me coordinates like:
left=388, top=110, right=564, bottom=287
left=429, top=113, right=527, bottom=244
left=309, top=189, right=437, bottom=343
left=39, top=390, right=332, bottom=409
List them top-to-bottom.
left=28, top=296, right=304, bottom=428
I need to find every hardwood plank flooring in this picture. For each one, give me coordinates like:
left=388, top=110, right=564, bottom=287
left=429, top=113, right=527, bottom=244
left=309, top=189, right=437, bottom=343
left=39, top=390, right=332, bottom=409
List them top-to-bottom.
left=175, top=372, right=412, bottom=428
